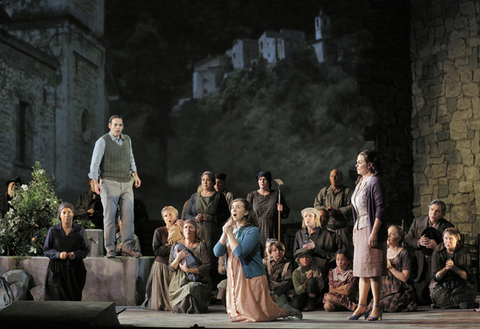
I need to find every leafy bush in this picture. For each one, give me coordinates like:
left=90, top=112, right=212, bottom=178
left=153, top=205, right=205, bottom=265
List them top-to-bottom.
left=0, top=162, right=61, bottom=256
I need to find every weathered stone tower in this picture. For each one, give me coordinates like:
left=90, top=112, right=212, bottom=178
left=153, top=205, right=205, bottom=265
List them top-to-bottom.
left=0, top=0, right=107, bottom=202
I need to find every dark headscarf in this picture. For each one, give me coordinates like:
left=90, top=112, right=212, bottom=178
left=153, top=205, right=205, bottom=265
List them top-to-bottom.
left=256, top=171, right=272, bottom=188
left=215, top=173, right=227, bottom=181
left=6, top=176, right=22, bottom=187
left=58, top=202, right=75, bottom=219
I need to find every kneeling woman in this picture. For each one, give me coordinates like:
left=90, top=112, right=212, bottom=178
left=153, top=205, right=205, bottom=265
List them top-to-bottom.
left=214, top=198, right=302, bottom=322
left=44, top=202, right=90, bottom=301
left=168, top=219, right=212, bottom=313
left=431, top=227, right=477, bottom=309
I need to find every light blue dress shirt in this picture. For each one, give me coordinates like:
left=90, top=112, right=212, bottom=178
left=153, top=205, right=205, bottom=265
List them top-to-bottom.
left=89, top=132, right=137, bottom=180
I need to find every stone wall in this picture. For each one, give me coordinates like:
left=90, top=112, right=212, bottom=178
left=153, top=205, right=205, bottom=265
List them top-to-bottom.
left=411, top=0, right=480, bottom=233
left=0, top=1, right=107, bottom=203
left=355, top=1, right=414, bottom=226
left=0, top=31, right=57, bottom=181
left=0, top=256, right=153, bottom=306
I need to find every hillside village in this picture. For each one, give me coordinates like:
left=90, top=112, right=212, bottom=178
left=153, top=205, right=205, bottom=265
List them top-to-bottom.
left=193, top=10, right=331, bottom=99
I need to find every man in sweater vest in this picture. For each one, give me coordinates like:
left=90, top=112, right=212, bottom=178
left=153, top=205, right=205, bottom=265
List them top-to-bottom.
left=89, top=115, right=142, bottom=258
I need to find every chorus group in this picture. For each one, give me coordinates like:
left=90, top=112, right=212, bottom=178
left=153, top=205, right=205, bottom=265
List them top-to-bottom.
left=2, top=115, right=476, bottom=322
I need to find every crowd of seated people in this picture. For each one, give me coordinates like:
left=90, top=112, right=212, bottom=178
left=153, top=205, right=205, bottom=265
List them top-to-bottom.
left=35, top=166, right=476, bottom=318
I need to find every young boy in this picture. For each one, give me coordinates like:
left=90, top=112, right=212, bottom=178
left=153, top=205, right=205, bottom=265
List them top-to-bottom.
left=264, top=241, right=292, bottom=307
left=292, top=248, right=324, bottom=311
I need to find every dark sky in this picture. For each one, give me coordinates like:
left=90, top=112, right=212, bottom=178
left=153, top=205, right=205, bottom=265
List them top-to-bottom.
left=104, top=0, right=323, bottom=104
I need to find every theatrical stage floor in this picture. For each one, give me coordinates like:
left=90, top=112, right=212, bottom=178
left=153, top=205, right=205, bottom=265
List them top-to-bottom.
left=116, top=304, right=480, bottom=328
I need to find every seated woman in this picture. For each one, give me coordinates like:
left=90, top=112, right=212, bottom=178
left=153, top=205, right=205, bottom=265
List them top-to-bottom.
left=214, top=198, right=302, bottom=322
left=44, top=202, right=90, bottom=301
left=144, top=206, right=183, bottom=311
left=293, top=207, right=343, bottom=274
left=168, top=219, right=212, bottom=313
left=371, top=225, right=417, bottom=312
left=431, top=227, right=477, bottom=309
left=264, top=241, right=293, bottom=308
left=172, top=243, right=199, bottom=282
left=292, top=248, right=324, bottom=311
left=323, top=250, right=357, bottom=312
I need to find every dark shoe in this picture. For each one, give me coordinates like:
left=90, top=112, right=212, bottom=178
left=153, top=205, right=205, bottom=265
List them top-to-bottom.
left=122, top=249, right=142, bottom=258
left=107, top=250, right=116, bottom=258
left=283, top=303, right=303, bottom=320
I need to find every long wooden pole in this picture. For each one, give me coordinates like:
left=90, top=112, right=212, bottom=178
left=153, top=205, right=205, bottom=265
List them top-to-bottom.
left=277, top=188, right=281, bottom=243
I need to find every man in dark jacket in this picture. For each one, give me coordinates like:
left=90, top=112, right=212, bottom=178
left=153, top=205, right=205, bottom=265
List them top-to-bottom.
left=405, top=199, right=454, bottom=305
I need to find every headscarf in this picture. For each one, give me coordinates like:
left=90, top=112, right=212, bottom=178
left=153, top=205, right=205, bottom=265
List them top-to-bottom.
left=201, top=171, right=215, bottom=183
left=256, top=171, right=272, bottom=188
left=215, top=173, right=227, bottom=181
left=5, top=176, right=22, bottom=187
left=58, top=202, right=75, bottom=219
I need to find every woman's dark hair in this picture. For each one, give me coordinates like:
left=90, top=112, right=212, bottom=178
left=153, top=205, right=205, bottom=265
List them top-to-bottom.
left=356, top=149, right=381, bottom=184
left=359, top=149, right=381, bottom=175
left=230, top=198, right=258, bottom=228
left=268, top=241, right=285, bottom=255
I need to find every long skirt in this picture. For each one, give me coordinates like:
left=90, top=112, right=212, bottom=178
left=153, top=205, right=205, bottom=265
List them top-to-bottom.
left=353, top=227, right=387, bottom=277
left=226, top=251, right=290, bottom=322
left=44, top=259, right=86, bottom=301
left=145, top=262, right=172, bottom=311
left=431, top=284, right=476, bottom=308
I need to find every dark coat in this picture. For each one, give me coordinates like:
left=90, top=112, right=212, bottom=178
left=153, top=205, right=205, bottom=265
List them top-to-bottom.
left=405, top=215, right=454, bottom=282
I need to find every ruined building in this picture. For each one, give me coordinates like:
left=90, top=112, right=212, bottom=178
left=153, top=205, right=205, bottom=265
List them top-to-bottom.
left=0, top=0, right=109, bottom=202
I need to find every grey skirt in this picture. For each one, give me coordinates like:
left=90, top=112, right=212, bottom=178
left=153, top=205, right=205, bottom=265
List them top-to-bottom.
left=353, top=226, right=387, bottom=277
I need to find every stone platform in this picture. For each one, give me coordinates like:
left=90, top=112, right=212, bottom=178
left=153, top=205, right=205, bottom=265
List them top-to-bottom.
left=0, top=256, right=154, bottom=306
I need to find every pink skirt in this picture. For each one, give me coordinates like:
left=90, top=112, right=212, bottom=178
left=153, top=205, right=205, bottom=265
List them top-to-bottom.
left=353, top=226, right=387, bottom=277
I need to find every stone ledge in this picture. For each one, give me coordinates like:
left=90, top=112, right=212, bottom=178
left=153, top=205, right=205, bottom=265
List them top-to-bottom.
left=0, top=256, right=154, bottom=306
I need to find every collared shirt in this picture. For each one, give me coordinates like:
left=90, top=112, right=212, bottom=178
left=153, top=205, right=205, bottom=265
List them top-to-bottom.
left=89, top=132, right=137, bottom=180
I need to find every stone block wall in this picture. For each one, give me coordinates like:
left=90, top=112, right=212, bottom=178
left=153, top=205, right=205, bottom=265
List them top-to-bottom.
left=411, top=0, right=480, bottom=234
left=355, top=1, right=414, bottom=226
left=2, top=3, right=108, bottom=202
left=0, top=32, right=57, bottom=181
left=0, top=256, right=153, bottom=306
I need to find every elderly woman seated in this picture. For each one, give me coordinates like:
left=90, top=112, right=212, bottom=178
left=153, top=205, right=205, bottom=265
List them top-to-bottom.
left=430, top=227, right=477, bottom=309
